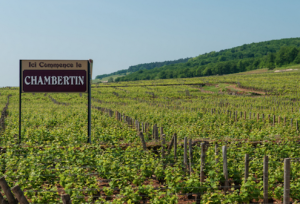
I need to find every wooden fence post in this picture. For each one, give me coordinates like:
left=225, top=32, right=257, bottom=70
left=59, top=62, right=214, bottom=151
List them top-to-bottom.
left=200, top=143, right=205, bottom=182
left=222, top=146, right=229, bottom=191
left=244, top=154, right=249, bottom=182
left=263, top=156, right=268, bottom=204
left=283, top=158, right=291, bottom=204
left=0, top=177, right=17, bottom=204
left=11, top=185, right=29, bottom=204
left=61, top=194, right=72, bottom=204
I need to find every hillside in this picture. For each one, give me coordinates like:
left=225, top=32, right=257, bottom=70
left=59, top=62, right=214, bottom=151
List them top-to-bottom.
left=115, top=37, right=300, bottom=82
left=95, top=58, right=190, bottom=81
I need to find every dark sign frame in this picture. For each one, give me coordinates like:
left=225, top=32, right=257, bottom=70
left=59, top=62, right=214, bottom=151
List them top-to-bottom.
left=19, top=60, right=93, bottom=144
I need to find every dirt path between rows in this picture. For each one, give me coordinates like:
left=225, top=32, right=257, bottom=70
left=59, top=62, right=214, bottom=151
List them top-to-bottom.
left=226, top=84, right=266, bottom=95
left=199, top=89, right=215, bottom=94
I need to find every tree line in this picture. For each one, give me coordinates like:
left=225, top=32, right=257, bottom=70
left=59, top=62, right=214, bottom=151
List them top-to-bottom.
left=115, top=38, right=300, bottom=82
left=95, top=58, right=190, bottom=80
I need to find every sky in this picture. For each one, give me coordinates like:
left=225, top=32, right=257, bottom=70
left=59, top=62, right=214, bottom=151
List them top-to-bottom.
left=0, top=0, right=300, bottom=87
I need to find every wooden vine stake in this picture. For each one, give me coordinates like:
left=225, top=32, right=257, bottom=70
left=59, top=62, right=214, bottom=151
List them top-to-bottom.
left=284, top=117, right=286, bottom=125
left=137, top=121, right=140, bottom=132
left=153, top=124, right=159, bottom=141
left=160, top=127, right=163, bottom=139
left=138, top=132, right=147, bottom=151
left=167, top=133, right=175, bottom=154
left=174, top=133, right=177, bottom=160
left=161, top=134, right=166, bottom=169
left=184, top=137, right=188, bottom=169
left=189, top=139, right=192, bottom=175
left=200, top=143, right=205, bottom=182
left=215, top=143, right=218, bottom=164
left=222, top=146, right=229, bottom=191
left=244, top=154, right=249, bottom=182
left=263, top=156, right=268, bottom=204
left=283, top=158, right=291, bottom=204
left=0, top=177, right=17, bottom=204
left=11, top=185, right=29, bottom=204
left=0, top=193, right=8, bottom=204
left=61, top=194, right=72, bottom=204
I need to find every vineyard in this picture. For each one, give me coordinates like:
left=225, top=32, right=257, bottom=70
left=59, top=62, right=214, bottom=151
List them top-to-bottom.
left=2, top=68, right=300, bottom=203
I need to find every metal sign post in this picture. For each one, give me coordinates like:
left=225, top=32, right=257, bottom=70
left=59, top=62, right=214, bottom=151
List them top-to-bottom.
left=87, top=59, right=93, bottom=143
left=19, top=60, right=93, bottom=144
left=19, top=61, right=22, bottom=143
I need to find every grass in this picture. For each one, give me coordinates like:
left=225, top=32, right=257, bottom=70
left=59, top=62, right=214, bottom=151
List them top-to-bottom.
left=202, top=83, right=229, bottom=93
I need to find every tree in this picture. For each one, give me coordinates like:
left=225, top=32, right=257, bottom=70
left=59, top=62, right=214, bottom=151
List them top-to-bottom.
left=275, top=47, right=289, bottom=66
left=288, top=47, right=299, bottom=63
left=294, top=52, right=300, bottom=64
left=267, top=53, right=276, bottom=70
left=237, top=60, right=246, bottom=72
left=202, top=67, right=212, bottom=76
left=158, top=71, right=167, bottom=79
left=108, top=77, right=114, bottom=82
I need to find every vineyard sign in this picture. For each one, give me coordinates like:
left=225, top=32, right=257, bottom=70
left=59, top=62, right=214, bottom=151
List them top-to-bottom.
left=19, top=60, right=93, bottom=143
left=20, top=60, right=91, bottom=92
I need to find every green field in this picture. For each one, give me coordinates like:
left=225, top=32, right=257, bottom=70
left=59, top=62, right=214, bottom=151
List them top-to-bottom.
left=1, top=68, right=300, bottom=203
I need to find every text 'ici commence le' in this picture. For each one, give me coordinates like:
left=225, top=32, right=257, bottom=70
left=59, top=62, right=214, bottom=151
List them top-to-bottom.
left=28, top=62, right=83, bottom=68
left=24, top=76, right=85, bottom=85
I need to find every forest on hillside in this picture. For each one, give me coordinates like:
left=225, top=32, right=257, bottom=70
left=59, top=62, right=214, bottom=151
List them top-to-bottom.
left=115, top=38, right=300, bottom=82
left=95, top=58, right=190, bottom=80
